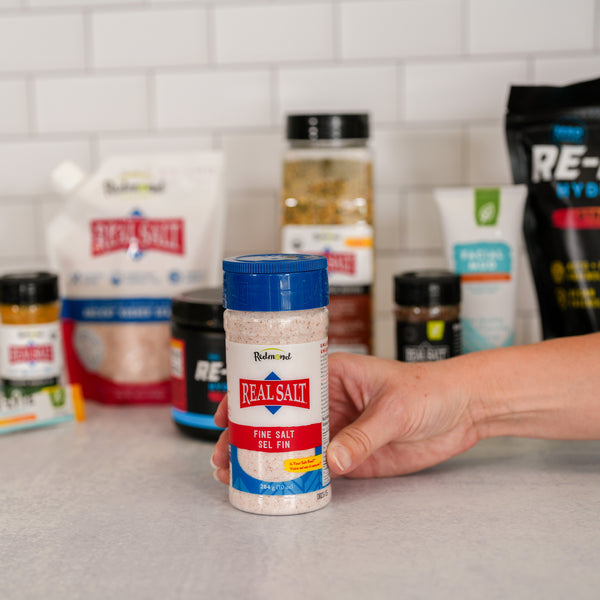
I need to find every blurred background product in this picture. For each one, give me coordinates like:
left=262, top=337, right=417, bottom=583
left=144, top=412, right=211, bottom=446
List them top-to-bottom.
left=506, top=77, right=600, bottom=339
left=281, top=113, right=373, bottom=355
left=47, top=153, right=226, bottom=405
left=435, top=186, right=527, bottom=353
left=394, top=270, right=461, bottom=362
left=0, top=272, right=61, bottom=398
left=170, top=287, right=226, bottom=441
left=0, top=383, right=85, bottom=435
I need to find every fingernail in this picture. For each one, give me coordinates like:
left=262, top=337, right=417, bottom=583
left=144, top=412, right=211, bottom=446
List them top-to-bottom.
left=329, top=444, right=351, bottom=474
left=209, top=455, right=217, bottom=470
left=212, top=469, right=221, bottom=482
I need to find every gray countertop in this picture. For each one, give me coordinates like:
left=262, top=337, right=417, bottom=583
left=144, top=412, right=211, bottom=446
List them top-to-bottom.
left=2, top=403, right=600, bottom=600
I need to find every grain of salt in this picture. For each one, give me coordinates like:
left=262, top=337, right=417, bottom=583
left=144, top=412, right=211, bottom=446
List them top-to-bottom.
left=223, top=254, right=331, bottom=515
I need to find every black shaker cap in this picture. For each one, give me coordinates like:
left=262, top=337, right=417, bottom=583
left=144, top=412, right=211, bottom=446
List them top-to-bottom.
left=286, top=114, right=369, bottom=141
left=394, top=270, right=461, bottom=307
left=0, top=271, right=59, bottom=305
left=171, top=287, right=224, bottom=329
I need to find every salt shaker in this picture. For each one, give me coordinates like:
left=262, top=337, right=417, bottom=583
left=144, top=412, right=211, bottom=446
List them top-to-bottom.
left=223, top=254, right=331, bottom=515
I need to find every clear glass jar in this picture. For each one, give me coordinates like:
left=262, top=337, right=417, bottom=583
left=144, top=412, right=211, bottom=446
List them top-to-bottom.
left=281, top=114, right=373, bottom=355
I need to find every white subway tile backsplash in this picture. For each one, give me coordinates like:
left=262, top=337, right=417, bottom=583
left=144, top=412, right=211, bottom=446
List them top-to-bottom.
left=1, top=0, right=594, bottom=352
left=340, top=0, right=461, bottom=60
left=469, top=0, right=595, bottom=55
left=30, top=1, right=139, bottom=6
left=215, top=4, right=333, bottom=64
left=92, top=8, right=208, bottom=69
left=0, top=13, right=84, bottom=73
left=533, top=55, right=600, bottom=84
left=405, top=60, right=528, bottom=122
left=278, top=65, right=398, bottom=123
left=155, top=70, right=272, bottom=129
left=35, top=75, right=148, bottom=134
left=0, top=80, right=28, bottom=135
left=466, top=123, right=513, bottom=186
left=373, top=127, right=464, bottom=187
left=220, top=131, right=282, bottom=192
left=96, top=134, right=213, bottom=164
left=0, top=140, right=91, bottom=196
left=374, top=188, right=405, bottom=252
left=224, top=190, right=279, bottom=257
left=406, top=191, right=443, bottom=252
left=37, top=197, right=66, bottom=258
left=0, top=201, right=36, bottom=259
left=517, top=248, right=539, bottom=313
left=374, top=253, right=446, bottom=314
left=0, top=259, right=52, bottom=276
left=374, top=313, right=395, bottom=359
left=515, top=313, right=542, bottom=346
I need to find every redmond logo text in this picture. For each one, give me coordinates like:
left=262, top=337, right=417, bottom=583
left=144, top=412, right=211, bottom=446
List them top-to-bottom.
left=103, top=176, right=165, bottom=195
left=253, top=348, right=292, bottom=362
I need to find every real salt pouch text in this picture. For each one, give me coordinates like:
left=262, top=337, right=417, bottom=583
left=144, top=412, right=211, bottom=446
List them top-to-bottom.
left=506, top=78, right=600, bottom=338
left=47, top=153, right=226, bottom=404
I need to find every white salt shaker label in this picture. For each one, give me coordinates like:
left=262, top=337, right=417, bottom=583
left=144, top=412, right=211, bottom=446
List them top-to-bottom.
left=227, top=338, right=330, bottom=496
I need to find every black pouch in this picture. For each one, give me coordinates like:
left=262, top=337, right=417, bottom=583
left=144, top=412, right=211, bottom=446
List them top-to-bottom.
left=506, top=78, right=600, bottom=338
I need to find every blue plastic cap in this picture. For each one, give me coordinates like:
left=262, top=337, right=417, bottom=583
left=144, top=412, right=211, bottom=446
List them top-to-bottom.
left=223, top=254, right=329, bottom=312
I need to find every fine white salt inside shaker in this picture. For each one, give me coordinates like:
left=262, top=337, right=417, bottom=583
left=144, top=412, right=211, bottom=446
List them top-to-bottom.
left=223, top=254, right=331, bottom=515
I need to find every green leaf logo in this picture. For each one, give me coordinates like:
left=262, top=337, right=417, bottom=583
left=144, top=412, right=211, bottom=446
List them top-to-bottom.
left=475, top=188, right=500, bottom=226
left=49, top=386, right=66, bottom=408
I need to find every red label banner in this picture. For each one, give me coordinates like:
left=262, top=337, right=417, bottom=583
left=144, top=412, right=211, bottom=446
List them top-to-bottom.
left=552, top=207, right=600, bottom=230
left=91, top=218, right=184, bottom=256
left=324, top=251, right=356, bottom=275
left=9, top=345, right=53, bottom=364
left=239, top=378, right=310, bottom=409
left=229, top=422, right=322, bottom=452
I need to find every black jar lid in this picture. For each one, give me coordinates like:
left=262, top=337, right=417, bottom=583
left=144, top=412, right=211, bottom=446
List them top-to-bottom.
left=286, top=114, right=369, bottom=141
left=394, top=270, right=461, bottom=307
left=0, top=271, right=59, bottom=305
left=171, top=287, right=224, bottom=329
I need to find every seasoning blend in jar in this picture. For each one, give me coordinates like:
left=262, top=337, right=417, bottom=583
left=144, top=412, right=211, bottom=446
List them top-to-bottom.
left=281, top=113, right=373, bottom=355
left=223, top=254, right=330, bottom=515
left=394, top=270, right=461, bottom=362
left=0, top=272, right=62, bottom=397
left=170, top=288, right=226, bottom=441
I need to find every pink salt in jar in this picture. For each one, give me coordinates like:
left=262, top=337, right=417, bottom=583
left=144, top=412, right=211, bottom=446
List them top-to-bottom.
left=222, top=254, right=330, bottom=515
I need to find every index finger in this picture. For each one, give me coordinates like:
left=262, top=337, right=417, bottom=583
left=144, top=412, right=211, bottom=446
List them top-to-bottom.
left=214, top=393, right=229, bottom=428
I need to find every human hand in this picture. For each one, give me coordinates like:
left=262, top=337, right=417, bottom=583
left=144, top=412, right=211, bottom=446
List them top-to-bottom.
left=211, top=351, right=479, bottom=482
left=325, top=352, right=479, bottom=478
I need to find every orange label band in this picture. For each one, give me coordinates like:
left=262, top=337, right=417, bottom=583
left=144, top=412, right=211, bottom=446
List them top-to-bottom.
left=461, top=273, right=511, bottom=282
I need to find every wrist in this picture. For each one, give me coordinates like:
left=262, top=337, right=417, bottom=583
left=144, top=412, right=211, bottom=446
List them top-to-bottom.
left=461, top=340, right=579, bottom=441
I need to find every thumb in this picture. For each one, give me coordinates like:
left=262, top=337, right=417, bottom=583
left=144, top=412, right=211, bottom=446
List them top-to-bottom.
left=327, top=404, right=395, bottom=477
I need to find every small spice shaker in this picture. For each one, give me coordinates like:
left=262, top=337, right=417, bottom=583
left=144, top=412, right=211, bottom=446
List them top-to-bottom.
left=281, top=114, right=373, bottom=355
left=223, top=254, right=330, bottom=515
left=394, top=270, right=461, bottom=362
left=0, top=272, right=62, bottom=398
left=170, top=287, right=226, bottom=441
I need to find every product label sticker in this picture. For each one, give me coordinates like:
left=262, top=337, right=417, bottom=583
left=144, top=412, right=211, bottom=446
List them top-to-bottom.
left=282, top=224, right=373, bottom=286
left=454, top=241, right=512, bottom=281
left=0, top=322, right=62, bottom=381
left=227, top=338, right=329, bottom=495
